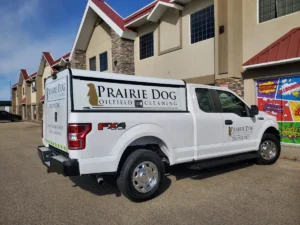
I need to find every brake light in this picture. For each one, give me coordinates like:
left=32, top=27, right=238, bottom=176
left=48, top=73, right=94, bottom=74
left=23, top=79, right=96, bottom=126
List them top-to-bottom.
left=68, top=123, right=91, bottom=150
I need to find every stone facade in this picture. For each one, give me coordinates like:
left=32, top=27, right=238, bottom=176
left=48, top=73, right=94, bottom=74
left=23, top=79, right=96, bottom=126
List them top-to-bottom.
left=111, top=30, right=135, bottom=75
left=70, top=49, right=86, bottom=69
left=215, top=77, right=244, bottom=98
left=17, top=87, right=22, bottom=116
left=11, top=89, right=17, bottom=114
left=37, top=103, right=43, bottom=121
left=26, top=105, right=32, bottom=121
left=18, top=106, right=23, bottom=120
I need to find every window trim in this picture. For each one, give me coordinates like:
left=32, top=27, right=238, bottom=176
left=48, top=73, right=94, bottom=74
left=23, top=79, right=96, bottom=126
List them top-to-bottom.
left=257, top=0, right=300, bottom=24
left=189, top=4, right=215, bottom=45
left=139, top=32, right=154, bottom=60
left=89, top=56, right=96, bottom=71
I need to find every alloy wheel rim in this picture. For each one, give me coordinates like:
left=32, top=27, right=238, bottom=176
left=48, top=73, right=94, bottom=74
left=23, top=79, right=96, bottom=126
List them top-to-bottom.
left=260, top=140, right=277, bottom=160
left=132, top=161, right=158, bottom=193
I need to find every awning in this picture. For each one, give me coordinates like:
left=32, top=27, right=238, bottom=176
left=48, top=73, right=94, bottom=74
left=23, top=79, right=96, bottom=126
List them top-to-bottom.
left=243, top=27, right=300, bottom=69
left=40, top=95, right=45, bottom=102
left=21, top=98, right=26, bottom=105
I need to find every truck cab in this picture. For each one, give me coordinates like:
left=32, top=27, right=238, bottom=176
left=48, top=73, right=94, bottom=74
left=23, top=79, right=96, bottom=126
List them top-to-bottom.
left=38, top=69, right=281, bottom=201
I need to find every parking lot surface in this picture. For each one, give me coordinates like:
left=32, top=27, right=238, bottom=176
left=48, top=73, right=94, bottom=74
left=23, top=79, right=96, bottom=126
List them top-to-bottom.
left=1, top=122, right=300, bottom=225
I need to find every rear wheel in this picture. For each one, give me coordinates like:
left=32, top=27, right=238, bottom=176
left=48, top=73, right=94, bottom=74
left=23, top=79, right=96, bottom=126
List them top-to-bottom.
left=257, top=133, right=281, bottom=165
left=117, top=149, right=165, bottom=202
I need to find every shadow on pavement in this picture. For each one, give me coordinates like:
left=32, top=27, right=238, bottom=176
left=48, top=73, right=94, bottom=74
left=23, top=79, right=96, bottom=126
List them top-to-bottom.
left=167, top=160, right=256, bottom=181
left=69, top=174, right=172, bottom=199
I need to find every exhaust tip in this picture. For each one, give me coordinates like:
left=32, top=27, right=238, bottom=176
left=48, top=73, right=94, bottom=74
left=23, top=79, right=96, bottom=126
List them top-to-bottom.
left=96, top=176, right=104, bottom=185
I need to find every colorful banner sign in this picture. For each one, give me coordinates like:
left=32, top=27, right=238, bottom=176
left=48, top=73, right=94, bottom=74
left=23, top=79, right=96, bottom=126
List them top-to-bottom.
left=256, top=75, right=300, bottom=145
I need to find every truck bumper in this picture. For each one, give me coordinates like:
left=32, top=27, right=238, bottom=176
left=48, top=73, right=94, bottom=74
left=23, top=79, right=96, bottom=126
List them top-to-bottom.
left=38, top=146, right=80, bottom=176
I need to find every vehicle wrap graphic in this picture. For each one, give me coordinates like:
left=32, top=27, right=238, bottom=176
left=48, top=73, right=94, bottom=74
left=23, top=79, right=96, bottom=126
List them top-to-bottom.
left=256, top=76, right=300, bottom=145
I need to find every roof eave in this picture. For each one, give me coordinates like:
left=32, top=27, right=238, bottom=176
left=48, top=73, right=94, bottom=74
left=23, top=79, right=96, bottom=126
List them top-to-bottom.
left=147, top=2, right=184, bottom=22
left=243, top=57, right=300, bottom=70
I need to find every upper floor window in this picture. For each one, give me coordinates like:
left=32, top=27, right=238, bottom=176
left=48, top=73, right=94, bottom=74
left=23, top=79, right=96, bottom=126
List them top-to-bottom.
left=259, top=0, right=300, bottom=23
left=190, top=5, right=215, bottom=44
left=140, top=32, right=154, bottom=60
left=99, top=52, right=108, bottom=72
left=89, top=57, right=96, bottom=71
left=44, top=78, right=46, bottom=89
left=32, top=80, right=36, bottom=92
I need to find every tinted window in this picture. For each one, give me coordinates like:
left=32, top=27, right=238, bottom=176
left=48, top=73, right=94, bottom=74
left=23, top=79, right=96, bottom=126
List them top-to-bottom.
left=259, top=0, right=300, bottom=23
left=190, top=5, right=215, bottom=44
left=140, top=32, right=154, bottom=60
left=99, top=52, right=108, bottom=72
left=89, top=57, right=96, bottom=71
left=195, top=88, right=214, bottom=112
left=217, top=90, right=249, bottom=117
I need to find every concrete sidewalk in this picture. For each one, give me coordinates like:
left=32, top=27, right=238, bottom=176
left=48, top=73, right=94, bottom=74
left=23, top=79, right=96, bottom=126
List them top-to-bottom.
left=281, top=145, right=300, bottom=161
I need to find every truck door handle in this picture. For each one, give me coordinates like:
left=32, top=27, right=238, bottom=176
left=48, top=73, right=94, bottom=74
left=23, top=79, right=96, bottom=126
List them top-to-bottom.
left=225, top=120, right=233, bottom=125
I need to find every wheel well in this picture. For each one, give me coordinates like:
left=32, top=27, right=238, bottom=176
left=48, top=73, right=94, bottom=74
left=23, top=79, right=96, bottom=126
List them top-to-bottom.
left=264, top=127, right=281, bottom=140
left=117, top=136, right=169, bottom=173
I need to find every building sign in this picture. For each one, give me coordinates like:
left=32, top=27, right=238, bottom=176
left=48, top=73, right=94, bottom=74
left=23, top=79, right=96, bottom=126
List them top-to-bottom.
left=256, top=76, right=300, bottom=145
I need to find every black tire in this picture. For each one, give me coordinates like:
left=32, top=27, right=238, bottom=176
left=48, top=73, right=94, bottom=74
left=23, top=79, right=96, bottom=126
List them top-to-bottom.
left=257, top=133, right=281, bottom=165
left=117, top=149, right=165, bottom=202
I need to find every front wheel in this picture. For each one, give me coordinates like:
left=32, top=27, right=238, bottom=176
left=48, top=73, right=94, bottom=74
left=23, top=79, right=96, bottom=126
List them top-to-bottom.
left=257, top=133, right=281, bottom=165
left=117, top=149, right=165, bottom=202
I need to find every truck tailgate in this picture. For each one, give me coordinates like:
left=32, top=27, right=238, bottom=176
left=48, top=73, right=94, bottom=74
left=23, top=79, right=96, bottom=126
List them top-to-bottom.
left=45, top=76, right=68, bottom=152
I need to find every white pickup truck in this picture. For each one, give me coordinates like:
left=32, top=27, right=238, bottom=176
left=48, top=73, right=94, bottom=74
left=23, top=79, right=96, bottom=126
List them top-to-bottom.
left=38, top=69, right=281, bottom=201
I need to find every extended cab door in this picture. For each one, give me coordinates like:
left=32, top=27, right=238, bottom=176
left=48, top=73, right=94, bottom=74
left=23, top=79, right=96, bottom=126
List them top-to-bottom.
left=192, top=87, right=224, bottom=160
left=212, top=89, right=261, bottom=155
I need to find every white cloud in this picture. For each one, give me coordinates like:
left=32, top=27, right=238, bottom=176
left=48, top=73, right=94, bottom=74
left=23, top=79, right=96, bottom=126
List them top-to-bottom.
left=0, top=0, right=73, bottom=84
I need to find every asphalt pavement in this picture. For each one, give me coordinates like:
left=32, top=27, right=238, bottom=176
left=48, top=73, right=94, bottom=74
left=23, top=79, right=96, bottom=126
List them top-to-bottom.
left=1, top=122, right=300, bottom=225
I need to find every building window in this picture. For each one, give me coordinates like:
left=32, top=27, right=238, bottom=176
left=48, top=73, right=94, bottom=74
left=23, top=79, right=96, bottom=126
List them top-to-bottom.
left=259, top=0, right=300, bottom=23
left=190, top=5, right=215, bottom=44
left=140, top=32, right=154, bottom=60
left=99, top=52, right=108, bottom=72
left=89, top=57, right=96, bottom=71
left=44, top=78, right=46, bottom=89
left=32, top=80, right=36, bottom=92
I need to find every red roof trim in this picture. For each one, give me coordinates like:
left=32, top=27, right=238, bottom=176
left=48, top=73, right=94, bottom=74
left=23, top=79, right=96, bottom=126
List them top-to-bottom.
left=91, top=0, right=128, bottom=31
left=124, top=0, right=170, bottom=25
left=244, top=27, right=300, bottom=66
left=42, top=52, right=55, bottom=65
left=52, top=52, right=71, bottom=66
left=21, top=69, right=30, bottom=81
left=30, top=72, right=37, bottom=78
left=12, top=83, right=18, bottom=89
left=40, top=95, right=45, bottom=101
left=21, top=98, right=26, bottom=105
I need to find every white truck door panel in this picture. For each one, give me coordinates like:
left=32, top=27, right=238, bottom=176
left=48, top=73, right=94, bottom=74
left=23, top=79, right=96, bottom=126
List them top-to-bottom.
left=193, top=88, right=224, bottom=160
left=214, top=90, right=261, bottom=154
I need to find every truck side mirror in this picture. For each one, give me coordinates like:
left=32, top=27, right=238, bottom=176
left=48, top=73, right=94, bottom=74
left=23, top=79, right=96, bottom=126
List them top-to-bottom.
left=250, top=105, right=259, bottom=117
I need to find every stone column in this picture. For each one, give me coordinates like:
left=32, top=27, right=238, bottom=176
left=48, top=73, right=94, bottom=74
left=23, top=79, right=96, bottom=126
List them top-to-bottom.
left=111, top=30, right=135, bottom=75
left=70, top=49, right=86, bottom=70
left=215, top=78, right=244, bottom=98
left=11, top=89, right=16, bottom=114
left=37, top=103, right=44, bottom=121
left=26, top=105, right=32, bottom=121
left=19, top=106, right=23, bottom=120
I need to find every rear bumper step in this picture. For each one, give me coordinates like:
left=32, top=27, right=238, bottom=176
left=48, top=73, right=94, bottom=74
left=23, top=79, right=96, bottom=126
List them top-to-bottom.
left=38, top=146, right=80, bottom=176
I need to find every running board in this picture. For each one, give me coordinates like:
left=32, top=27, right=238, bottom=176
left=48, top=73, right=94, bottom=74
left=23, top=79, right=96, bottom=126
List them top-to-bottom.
left=188, top=152, right=258, bottom=170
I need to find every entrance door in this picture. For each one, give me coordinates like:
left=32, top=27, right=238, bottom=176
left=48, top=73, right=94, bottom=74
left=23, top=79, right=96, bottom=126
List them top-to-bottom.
left=214, top=89, right=261, bottom=155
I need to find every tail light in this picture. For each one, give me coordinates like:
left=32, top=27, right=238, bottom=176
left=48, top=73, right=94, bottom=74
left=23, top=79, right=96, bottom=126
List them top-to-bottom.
left=68, top=123, right=91, bottom=150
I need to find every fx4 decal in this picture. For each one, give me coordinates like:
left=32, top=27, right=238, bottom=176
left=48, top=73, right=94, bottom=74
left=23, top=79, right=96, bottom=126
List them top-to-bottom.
left=98, top=122, right=126, bottom=131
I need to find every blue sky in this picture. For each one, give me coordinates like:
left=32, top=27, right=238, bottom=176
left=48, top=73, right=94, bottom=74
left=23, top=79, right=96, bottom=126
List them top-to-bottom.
left=0, top=0, right=153, bottom=100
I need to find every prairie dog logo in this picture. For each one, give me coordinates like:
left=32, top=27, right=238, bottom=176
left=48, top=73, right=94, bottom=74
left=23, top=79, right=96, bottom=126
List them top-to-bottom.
left=87, top=83, right=102, bottom=106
